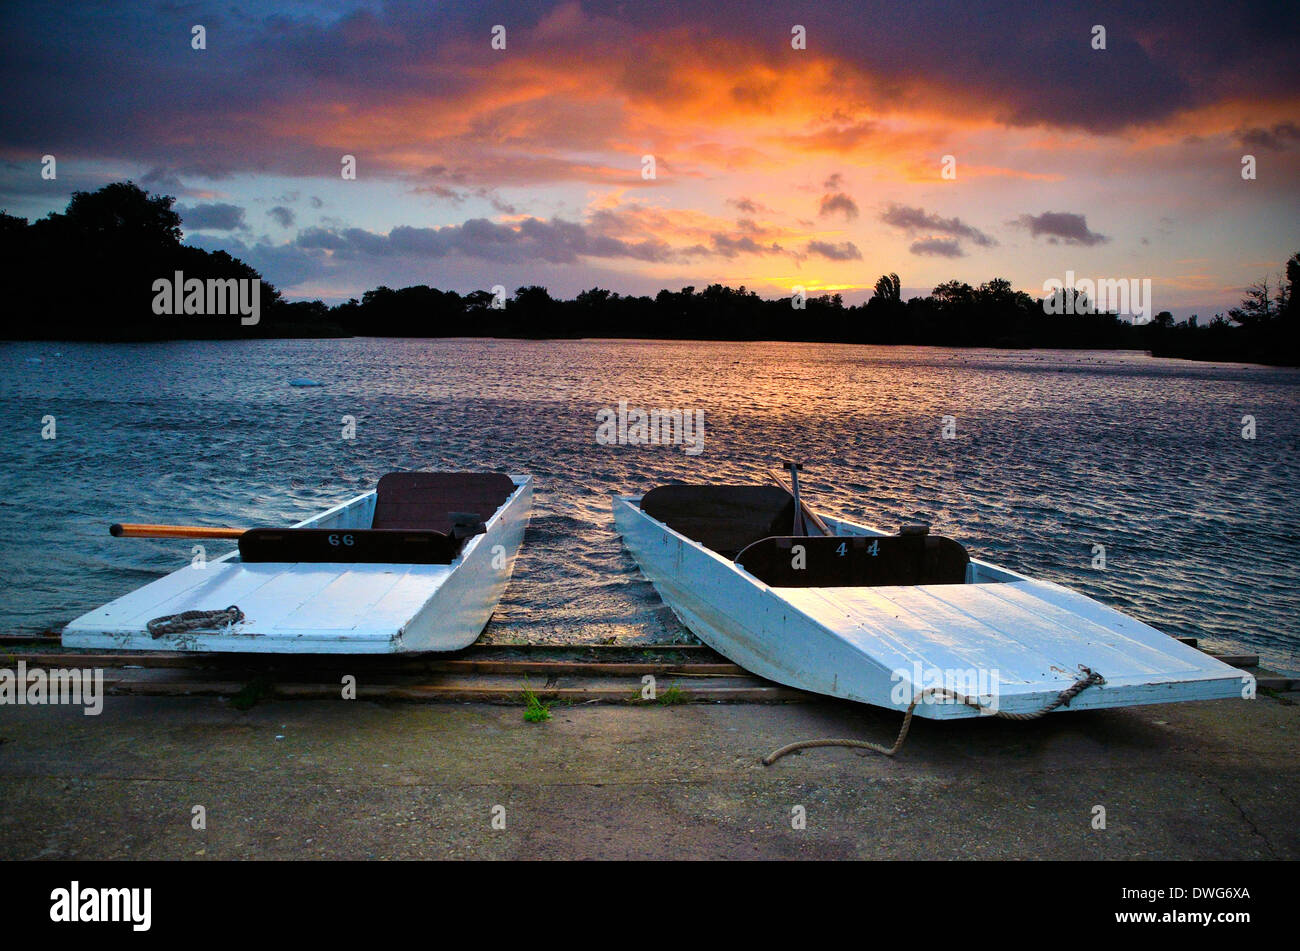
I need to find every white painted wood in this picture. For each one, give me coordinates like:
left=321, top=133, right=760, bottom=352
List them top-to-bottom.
left=63, top=477, right=531, bottom=654
left=396, top=477, right=531, bottom=652
left=613, top=495, right=1251, bottom=718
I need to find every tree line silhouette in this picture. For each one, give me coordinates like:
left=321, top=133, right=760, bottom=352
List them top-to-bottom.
left=0, top=182, right=334, bottom=340
left=2, top=182, right=1296, bottom=365
left=1147, top=257, right=1300, bottom=366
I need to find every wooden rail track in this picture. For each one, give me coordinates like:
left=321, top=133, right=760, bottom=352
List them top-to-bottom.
left=2, top=635, right=1294, bottom=701
left=0, top=641, right=808, bottom=704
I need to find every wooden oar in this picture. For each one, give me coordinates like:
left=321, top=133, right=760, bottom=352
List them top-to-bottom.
left=785, top=462, right=808, bottom=535
left=766, top=465, right=833, bottom=536
left=110, top=523, right=247, bottom=540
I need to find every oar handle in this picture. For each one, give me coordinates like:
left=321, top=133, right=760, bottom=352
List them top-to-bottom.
left=110, top=523, right=247, bottom=540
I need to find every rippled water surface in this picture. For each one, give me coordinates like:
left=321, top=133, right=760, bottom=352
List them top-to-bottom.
left=2, top=339, right=1297, bottom=671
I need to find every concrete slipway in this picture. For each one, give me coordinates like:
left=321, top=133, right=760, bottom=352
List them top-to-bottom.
left=0, top=690, right=1296, bottom=860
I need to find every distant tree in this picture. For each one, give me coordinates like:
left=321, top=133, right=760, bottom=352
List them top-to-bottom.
left=61, top=180, right=182, bottom=248
left=0, top=181, right=320, bottom=340
left=1283, top=254, right=1300, bottom=325
left=1276, top=261, right=1292, bottom=317
left=871, top=273, right=901, bottom=303
left=978, top=277, right=1014, bottom=300
left=1229, top=278, right=1277, bottom=326
left=932, top=280, right=975, bottom=309
left=512, top=285, right=554, bottom=309
left=509, top=286, right=558, bottom=332
left=1042, top=286, right=1092, bottom=315
left=576, top=287, right=613, bottom=309
left=464, top=289, right=496, bottom=312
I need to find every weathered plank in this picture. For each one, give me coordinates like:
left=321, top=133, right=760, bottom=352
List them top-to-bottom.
left=0, top=651, right=741, bottom=677
left=103, top=676, right=807, bottom=704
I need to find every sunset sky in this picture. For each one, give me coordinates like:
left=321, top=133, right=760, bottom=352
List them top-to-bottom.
left=2, top=0, right=1297, bottom=318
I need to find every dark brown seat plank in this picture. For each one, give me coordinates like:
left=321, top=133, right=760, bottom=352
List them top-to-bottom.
left=371, top=472, right=517, bottom=533
left=641, top=485, right=796, bottom=558
left=239, top=528, right=461, bottom=564
left=735, top=534, right=970, bottom=587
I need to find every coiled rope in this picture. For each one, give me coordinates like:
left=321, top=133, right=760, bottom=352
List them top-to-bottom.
left=146, top=605, right=244, bottom=639
left=762, top=666, right=1105, bottom=765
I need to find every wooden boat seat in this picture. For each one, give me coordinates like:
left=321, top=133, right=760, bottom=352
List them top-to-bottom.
left=371, top=471, right=517, bottom=533
left=241, top=472, right=517, bottom=564
left=641, top=485, right=796, bottom=558
left=239, top=528, right=462, bottom=564
left=735, top=533, right=970, bottom=587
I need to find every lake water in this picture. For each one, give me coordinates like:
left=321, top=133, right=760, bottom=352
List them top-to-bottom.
left=2, top=339, right=1297, bottom=672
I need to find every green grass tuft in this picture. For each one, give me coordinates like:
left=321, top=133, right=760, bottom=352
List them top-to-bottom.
left=658, top=683, right=687, bottom=705
left=521, top=684, right=552, bottom=723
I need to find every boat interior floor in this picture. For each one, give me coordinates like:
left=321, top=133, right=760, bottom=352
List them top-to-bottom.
left=640, top=484, right=970, bottom=587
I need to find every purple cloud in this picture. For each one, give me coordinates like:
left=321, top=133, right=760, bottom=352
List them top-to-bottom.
left=1237, top=122, right=1300, bottom=152
left=818, top=192, right=859, bottom=220
left=178, top=202, right=247, bottom=231
left=881, top=204, right=996, bottom=247
left=1013, top=211, right=1109, bottom=246
left=909, top=238, right=964, bottom=258
left=807, top=240, right=862, bottom=260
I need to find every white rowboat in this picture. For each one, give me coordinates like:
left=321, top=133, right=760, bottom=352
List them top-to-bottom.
left=64, top=472, right=531, bottom=654
left=613, top=482, right=1250, bottom=718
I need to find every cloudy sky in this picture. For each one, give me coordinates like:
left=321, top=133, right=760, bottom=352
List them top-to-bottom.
left=2, top=0, right=1297, bottom=316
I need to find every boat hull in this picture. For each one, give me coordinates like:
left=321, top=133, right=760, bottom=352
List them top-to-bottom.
left=62, top=476, right=532, bottom=654
left=613, top=495, right=1251, bottom=718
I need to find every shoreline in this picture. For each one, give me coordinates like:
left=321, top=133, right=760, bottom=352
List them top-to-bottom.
left=6, top=336, right=1298, bottom=368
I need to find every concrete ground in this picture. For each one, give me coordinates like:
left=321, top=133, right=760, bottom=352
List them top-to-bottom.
left=0, top=692, right=1296, bottom=860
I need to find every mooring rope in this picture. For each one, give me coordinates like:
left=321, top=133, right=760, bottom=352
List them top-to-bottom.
left=146, top=605, right=244, bottom=639
left=761, top=666, right=1105, bottom=765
